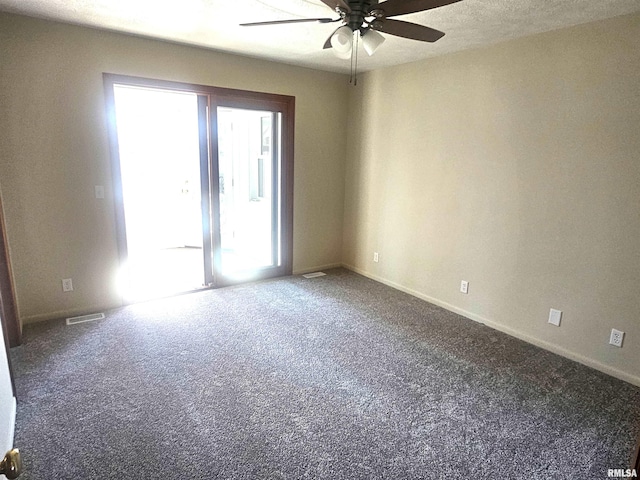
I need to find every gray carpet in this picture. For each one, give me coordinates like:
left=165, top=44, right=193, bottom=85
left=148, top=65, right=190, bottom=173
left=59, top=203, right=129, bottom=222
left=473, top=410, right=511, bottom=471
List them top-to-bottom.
left=10, top=268, right=640, bottom=479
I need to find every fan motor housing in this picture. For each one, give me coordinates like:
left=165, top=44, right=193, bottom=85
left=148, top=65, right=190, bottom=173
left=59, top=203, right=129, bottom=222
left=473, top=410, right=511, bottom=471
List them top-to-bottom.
left=346, top=0, right=375, bottom=31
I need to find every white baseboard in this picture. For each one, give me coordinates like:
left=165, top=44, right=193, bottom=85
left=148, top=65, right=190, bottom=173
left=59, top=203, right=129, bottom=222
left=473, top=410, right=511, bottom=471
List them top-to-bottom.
left=343, top=263, right=640, bottom=388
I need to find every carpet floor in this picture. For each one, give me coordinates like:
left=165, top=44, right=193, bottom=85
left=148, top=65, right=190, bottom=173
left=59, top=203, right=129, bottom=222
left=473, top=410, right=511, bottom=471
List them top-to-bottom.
left=10, top=268, right=640, bottom=479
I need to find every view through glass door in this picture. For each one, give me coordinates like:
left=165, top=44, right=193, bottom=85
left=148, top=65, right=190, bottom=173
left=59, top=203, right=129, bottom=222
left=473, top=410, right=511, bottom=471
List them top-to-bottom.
left=104, top=75, right=294, bottom=301
left=113, top=85, right=206, bottom=301
left=216, top=107, right=281, bottom=281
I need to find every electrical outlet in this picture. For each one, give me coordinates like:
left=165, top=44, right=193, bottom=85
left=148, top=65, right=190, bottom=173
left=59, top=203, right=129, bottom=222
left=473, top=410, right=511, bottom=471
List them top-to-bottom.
left=373, top=252, right=379, bottom=263
left=62, top=278, right=73, bottom=292
left=460, top=280, right=469, bottom=294
left=548, top=309, right=562, bottom=327
left=609, top=329, right=624, bottom=348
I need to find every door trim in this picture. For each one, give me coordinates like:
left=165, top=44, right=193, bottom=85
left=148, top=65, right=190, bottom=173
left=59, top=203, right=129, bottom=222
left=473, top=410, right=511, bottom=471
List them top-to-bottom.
left=0, top=192, right=21, bottom=352
left=0, top=194, right=18, bottom=397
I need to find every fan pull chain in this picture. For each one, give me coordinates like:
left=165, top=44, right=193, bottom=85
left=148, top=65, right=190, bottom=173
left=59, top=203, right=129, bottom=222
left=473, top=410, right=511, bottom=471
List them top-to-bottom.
left=349, top=31, right=355, bottom=85
left=350, top=31, right=359, bottom=86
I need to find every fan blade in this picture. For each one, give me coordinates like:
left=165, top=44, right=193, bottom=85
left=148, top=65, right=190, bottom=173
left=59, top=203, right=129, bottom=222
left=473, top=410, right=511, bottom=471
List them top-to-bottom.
left=319, top=0, right=351, bottom=12
left=371, top=0, right=461, bottom=17
left=241, top=18, right=336, bottom=27
left=372, top=18, right=444, bottom=42
left=323, top=27, right=342, bottom=49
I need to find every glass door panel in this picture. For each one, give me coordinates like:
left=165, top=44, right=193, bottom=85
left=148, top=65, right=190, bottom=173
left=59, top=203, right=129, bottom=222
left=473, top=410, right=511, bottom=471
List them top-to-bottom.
left=113, top=85, right=206, bottom=301
left=216, top=107, right=280, bottom=278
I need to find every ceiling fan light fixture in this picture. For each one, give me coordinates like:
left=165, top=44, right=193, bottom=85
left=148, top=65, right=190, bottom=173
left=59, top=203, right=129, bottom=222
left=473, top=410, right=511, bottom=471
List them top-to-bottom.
left=330, top=25, right=353, bottom=58
left=362, top=29, right=385, bottom=56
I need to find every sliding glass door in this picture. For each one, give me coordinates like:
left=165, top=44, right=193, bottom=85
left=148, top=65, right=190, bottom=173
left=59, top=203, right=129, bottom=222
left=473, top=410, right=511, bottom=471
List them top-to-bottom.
left=104, top=75, right=294, bottom=300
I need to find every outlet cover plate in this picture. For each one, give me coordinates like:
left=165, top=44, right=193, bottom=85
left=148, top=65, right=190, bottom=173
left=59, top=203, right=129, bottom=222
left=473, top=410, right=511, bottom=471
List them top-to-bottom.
left=62, top=278, right=73, bottom=292
left=460, top=280, right=469, bottom=294
left=548, top=308, right=562, bottom=326
left=609, top=329, right=624, bottom=348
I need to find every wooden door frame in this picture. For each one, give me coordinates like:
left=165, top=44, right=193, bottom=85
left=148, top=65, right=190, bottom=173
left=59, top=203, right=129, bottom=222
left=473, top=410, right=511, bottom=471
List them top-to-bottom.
left=103, top=74, right=294, bottom=295
left=0, top=193, right=21, bottom=348
left=0, top=194, right=19, bottom=396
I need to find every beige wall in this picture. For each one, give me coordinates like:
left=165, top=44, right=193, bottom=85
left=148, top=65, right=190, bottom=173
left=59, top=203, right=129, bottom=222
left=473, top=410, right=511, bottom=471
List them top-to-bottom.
left=1, top=10, right=639, bottom=386
left=0, top=13, right=349, bottom=323
left=343, top=13, right=640, bottom=385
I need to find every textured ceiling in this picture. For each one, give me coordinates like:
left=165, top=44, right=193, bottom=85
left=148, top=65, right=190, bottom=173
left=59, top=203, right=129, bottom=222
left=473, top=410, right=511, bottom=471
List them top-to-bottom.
left=1, top=0, right=639, bottom=73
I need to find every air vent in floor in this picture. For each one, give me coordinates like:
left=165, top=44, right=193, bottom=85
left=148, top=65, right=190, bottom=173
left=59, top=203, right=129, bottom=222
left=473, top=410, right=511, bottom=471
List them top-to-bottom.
left=302, top=272, right=326, bottom=279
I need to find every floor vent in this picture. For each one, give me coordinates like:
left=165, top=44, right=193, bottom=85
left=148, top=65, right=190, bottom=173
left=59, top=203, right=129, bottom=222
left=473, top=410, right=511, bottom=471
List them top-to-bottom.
left=302, top=272, right=326, bottom=279
left=66, top=313, right=105, bottom=325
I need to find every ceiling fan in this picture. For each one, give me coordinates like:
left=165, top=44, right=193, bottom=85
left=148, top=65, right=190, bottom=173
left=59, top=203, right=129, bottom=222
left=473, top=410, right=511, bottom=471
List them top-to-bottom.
left=241, top=0, right=462, bottom=68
